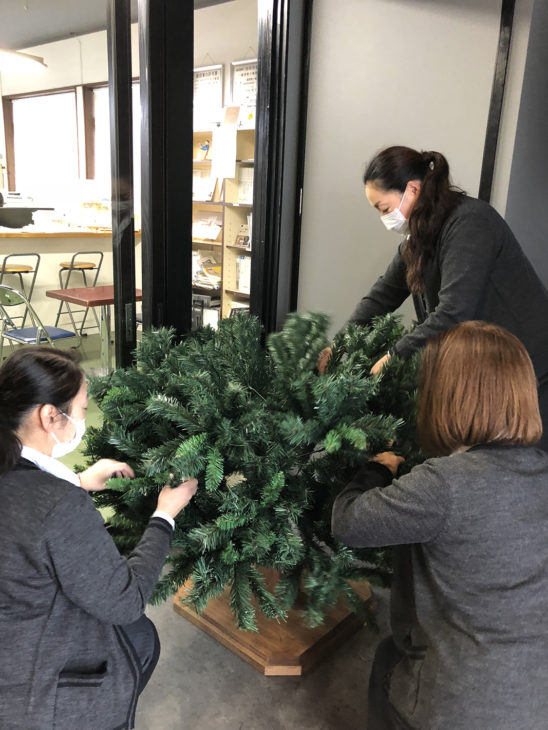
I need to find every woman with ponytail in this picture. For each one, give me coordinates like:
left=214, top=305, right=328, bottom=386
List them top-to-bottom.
left=319, top=145, right=548, bottom=451
left=0, top=346, right=198, bottom=729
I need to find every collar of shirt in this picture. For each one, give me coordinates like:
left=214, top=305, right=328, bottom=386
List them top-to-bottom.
left=20, top=445, right=81, bottom=488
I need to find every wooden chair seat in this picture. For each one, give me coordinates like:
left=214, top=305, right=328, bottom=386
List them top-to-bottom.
left=0, top=254, right=41, bottom=329
left=59, top=261, right=97, bottom=269
left=3, top=264, right=34, bottom=273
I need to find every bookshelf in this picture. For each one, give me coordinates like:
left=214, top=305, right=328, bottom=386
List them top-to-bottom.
left=192, top=126, right=254, bottom=325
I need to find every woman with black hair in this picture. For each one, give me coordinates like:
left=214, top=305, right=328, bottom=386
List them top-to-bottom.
left=318, top=145, right=548, bottom=450
left=0, top=346, right=198, bottom=730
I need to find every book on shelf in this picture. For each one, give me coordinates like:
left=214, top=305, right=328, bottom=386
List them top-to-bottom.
left=237, top=166, right=254, bottom=205
left=192, top=167, right=217, bottom=201
left=191, top=211, right=222, bottom=241
left=247, top=212, right=252, bottom=246
left=234, top=222, right=251, bottom=250
left=236, top=254, right=251, bottom=293
left=192, top=293, right=220, bottom=330
left=229, top=301, right=250, bottom=317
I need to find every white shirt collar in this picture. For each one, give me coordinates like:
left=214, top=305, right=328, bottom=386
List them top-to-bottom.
left=20, top=445, right=81, bottom=488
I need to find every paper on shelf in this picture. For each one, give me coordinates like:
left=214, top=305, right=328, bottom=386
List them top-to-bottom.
left=211, top=124, right=237, bottom=180
left=237, top=167, right=254, bottom=205
left=192, top=211, right=222, bottom=240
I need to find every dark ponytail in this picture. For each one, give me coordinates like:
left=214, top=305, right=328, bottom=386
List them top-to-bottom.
left=363, top=146, right=465, bottom=293
left=0, top=346, right=83, bottom=475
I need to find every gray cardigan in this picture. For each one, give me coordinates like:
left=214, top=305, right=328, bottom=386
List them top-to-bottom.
left=349, top=196, right=548, bottom=380
left=332, top=444, right=548, bottom=730
left=0, top=458, right=173, bottom=730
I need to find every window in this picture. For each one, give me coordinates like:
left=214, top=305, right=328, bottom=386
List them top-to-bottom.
left=10, top=91, right=79, bottom=203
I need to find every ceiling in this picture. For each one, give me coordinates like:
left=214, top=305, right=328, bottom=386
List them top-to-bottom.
left=0, top=0, right=232, bottom=50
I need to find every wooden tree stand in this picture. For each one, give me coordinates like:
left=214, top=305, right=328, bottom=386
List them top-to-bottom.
left=173, top=570, right=371, bottom=676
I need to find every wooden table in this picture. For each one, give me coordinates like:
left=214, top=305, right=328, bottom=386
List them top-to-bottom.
left=46, top=285, right=142, bottom=372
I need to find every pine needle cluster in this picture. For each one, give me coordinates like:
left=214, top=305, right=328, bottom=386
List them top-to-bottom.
left=85, top=313, right=421, bottom=630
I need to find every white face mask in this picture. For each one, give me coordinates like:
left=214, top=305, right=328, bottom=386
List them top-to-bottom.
left=380, top=189, right=408, bottom=234
left=51, top=411, right=86, bottom=459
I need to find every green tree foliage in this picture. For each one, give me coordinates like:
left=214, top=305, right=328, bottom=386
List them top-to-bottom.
left=86, top=313, right=421, bottom=630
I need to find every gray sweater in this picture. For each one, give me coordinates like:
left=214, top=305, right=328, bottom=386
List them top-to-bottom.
left=349, top=196, right=548, bottom=380
left=332, top=444, right=548, bottom=730
left=0, top=458, right=173, bottom=730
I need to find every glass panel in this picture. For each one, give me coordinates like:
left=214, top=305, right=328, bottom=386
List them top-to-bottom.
left=192, top=0, right=258, bottom=328
left=93, top=83, right=141, bottom=224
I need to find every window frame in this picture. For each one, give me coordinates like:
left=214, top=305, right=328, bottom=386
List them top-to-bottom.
left=1, top=79, right=139, bottom=192
left=2, top=86, right=81, bottom=192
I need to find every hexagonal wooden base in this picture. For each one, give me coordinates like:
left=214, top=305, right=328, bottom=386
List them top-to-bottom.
left=173, top=573, right=371, bottom=676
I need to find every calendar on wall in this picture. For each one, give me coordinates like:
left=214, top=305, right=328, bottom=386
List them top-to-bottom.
left=231, top=60, right=257, bottom=128
left=193, top=64, right=224, bottom=129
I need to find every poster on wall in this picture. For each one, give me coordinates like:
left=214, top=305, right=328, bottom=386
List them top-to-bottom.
left=231, top=59, right=257, bottom=129
left=194, top=64, right=223, bottom=129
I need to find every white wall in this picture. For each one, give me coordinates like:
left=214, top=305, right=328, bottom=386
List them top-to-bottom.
left=1, top=0, right=257, bottom=96
left=195, top=0, right=258, bottom=103
left=298, top=0, right=534, bottom=336
left=0, top=27, right=140, bottom=96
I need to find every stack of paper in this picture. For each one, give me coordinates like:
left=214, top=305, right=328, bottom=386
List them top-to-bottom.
left=192, top=250, right=222, bottom=290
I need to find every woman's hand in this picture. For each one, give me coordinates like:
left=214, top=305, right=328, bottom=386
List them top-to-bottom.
left=317, top=346, right=332, bottom=375
left=370, top=352, right=391, bottom=376
left=372, top=451, right=405, bottom=476
left=79, top=459, right=135, bottom=491
left=157, top=478, right=198, bottom=519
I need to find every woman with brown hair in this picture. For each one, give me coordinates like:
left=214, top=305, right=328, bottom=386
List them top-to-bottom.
left=318, top=145, right=548, bottom=450
left=332, top=321, right=548, bottom=730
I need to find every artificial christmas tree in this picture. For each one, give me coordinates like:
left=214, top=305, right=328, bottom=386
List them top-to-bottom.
left=86, top=312, right=421, bottom=633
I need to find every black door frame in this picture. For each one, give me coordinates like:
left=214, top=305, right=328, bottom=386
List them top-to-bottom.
left=107, top=0, right=137, bottom=368
left=109, top=0, right=313, bottom=361
left=138, top=0, right=194, bottom=335
left=251, top=0, right=313, bottom=332
left=478, top=0, right=516, bottom=203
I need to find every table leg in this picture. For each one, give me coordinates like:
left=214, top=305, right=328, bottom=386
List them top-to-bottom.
left=100, top=304, right=112, bottom=372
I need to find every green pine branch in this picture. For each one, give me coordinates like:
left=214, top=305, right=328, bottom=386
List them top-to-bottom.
left=86, top=312, right=422, bottom=630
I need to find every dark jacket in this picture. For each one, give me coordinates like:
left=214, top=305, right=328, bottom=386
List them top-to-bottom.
left=349, top=196, right=548, bottom=379
left=332, top=444, right=548, bottom=730
left=0, top=458, right=173, bottom=730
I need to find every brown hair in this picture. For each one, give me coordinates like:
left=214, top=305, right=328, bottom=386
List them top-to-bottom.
left=363, top=146, right=465, bottom=294
left=417, top=321, right=542, bottom=456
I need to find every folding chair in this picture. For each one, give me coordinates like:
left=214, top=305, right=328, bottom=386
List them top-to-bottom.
left=54, top=251, right=104, bottom=335
left=0, top=253, right=40, bottom=328
left=0, top=284, right=80, bottom=362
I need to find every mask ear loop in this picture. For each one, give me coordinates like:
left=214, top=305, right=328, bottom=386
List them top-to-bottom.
left=47, top=408, right=64, bottom=445
left=51, top=410, right=75, bottom=445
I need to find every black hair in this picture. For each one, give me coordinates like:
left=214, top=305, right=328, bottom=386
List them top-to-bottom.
left=363, top=145, right=465, bottom=293
left=0, top=346, right=83, bottom=475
